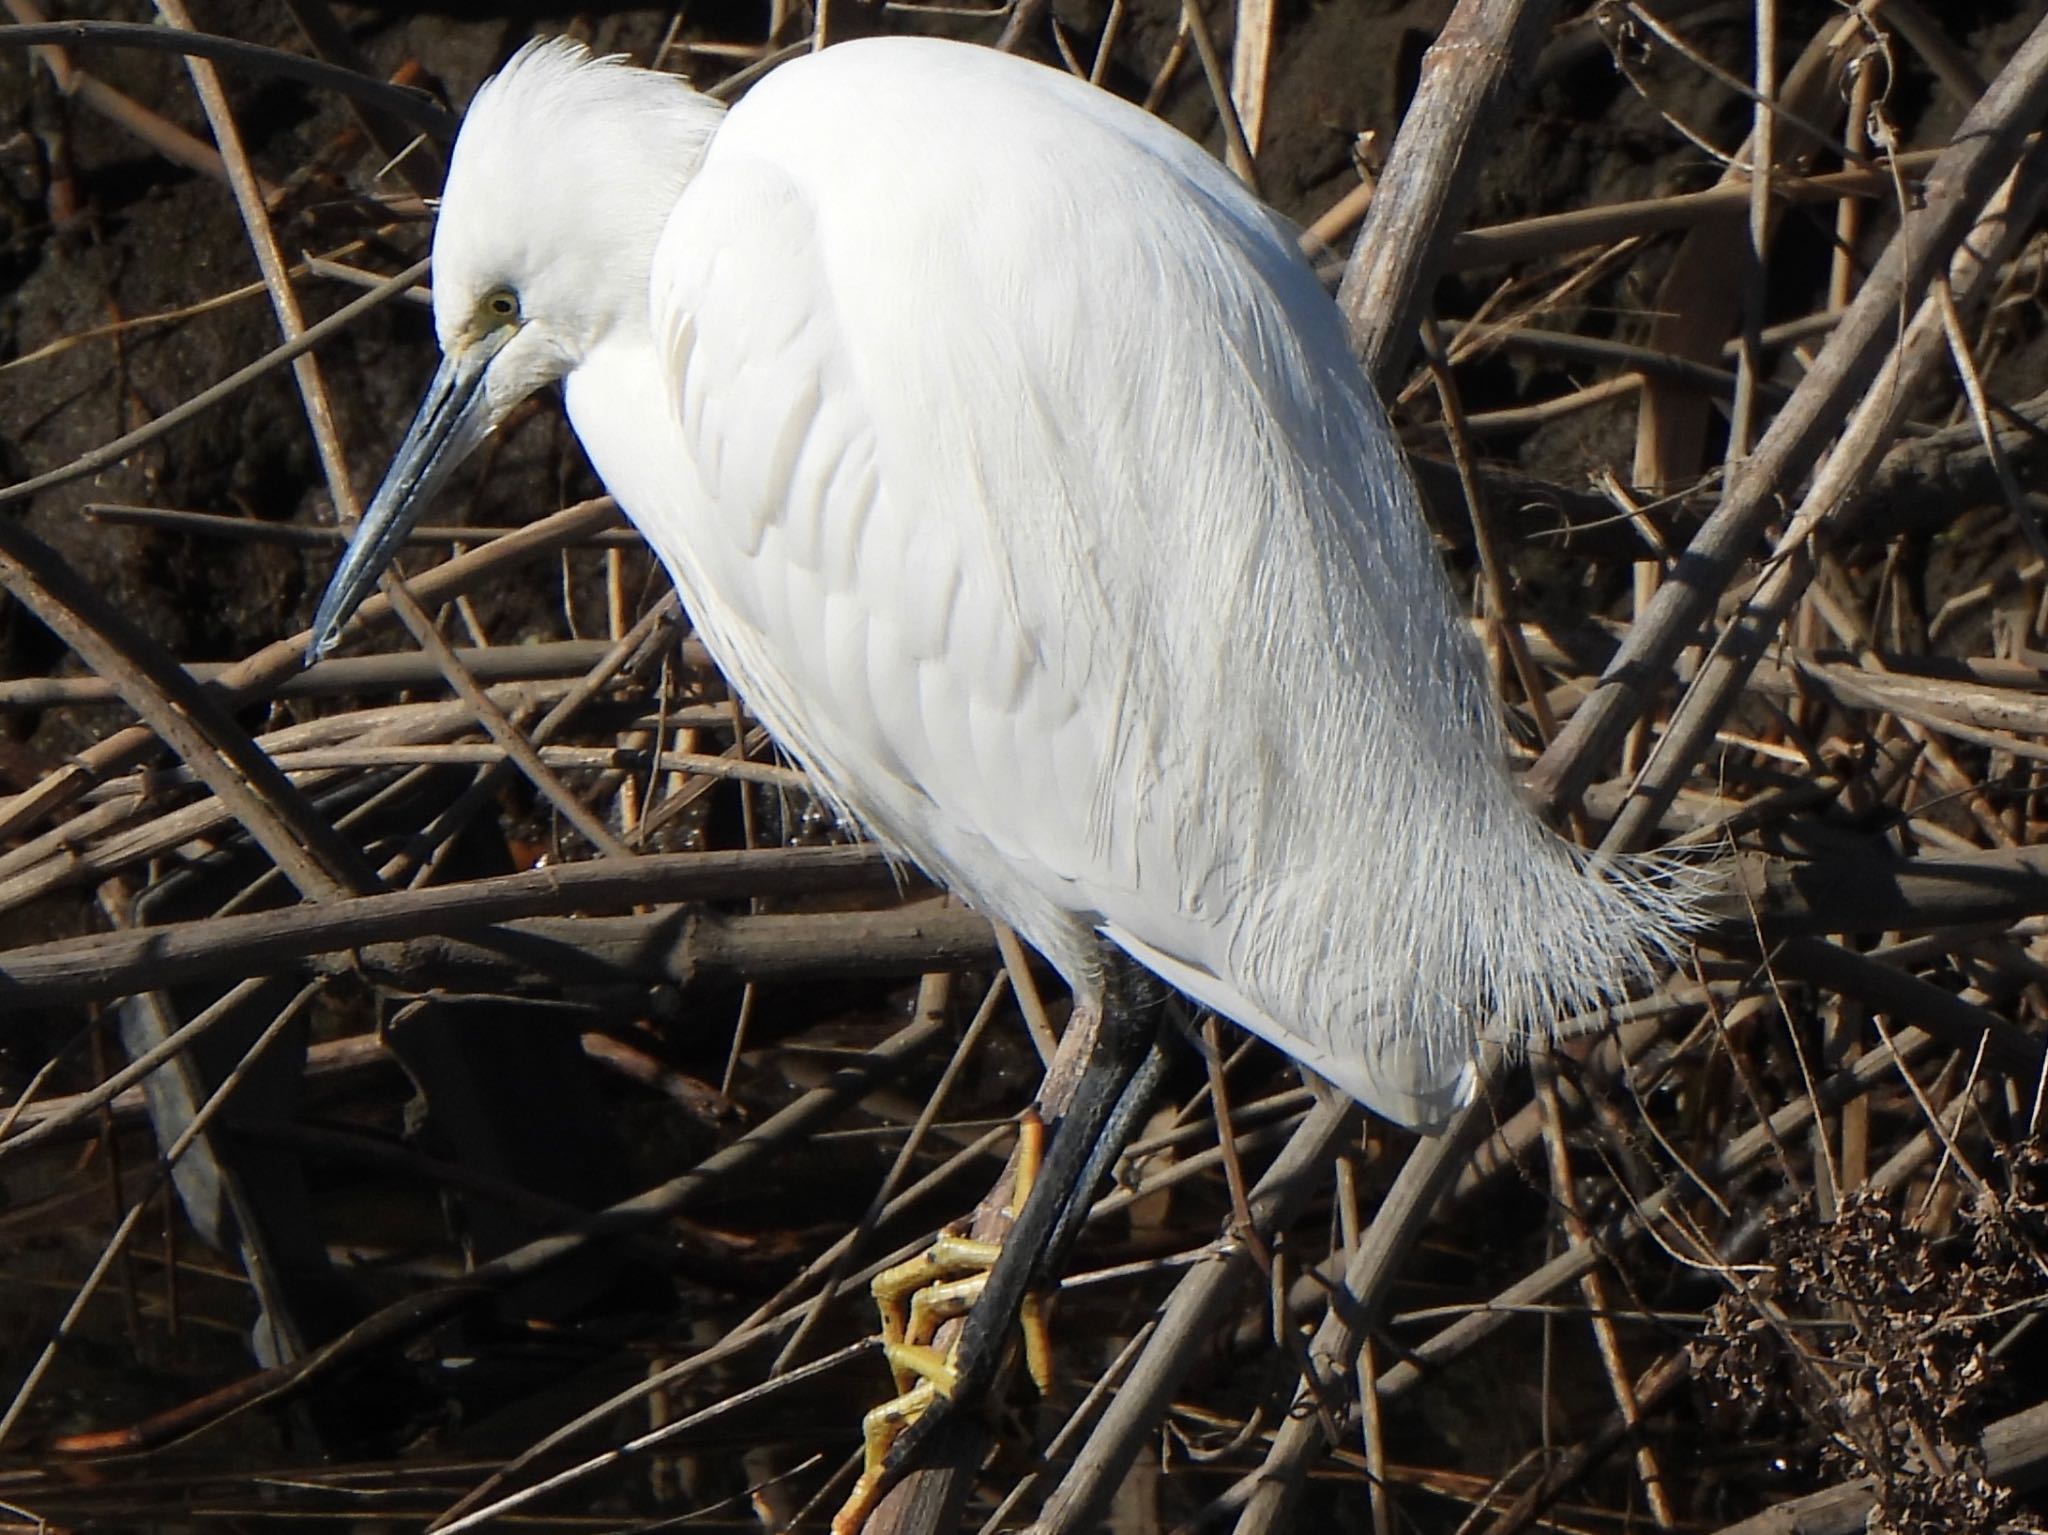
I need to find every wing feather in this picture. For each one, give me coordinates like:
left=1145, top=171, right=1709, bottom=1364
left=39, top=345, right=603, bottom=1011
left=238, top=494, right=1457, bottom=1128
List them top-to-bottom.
left=640, top=40, right=1676, bottom=1125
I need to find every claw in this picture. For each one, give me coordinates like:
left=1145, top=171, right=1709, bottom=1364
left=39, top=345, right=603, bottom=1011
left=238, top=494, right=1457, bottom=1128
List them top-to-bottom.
left=833, top=1111, right=1055, bottom=1534
left=835, top=1377, right=937, bottom=1535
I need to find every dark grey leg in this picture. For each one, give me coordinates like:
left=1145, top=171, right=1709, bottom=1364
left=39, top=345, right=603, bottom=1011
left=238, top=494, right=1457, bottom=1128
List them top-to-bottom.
left=879, top=947, right=1169, bottom=1474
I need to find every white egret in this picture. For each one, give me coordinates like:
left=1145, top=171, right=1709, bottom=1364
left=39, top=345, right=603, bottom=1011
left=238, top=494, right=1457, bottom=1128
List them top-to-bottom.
left=308, top=32, right=1690, bottom=1523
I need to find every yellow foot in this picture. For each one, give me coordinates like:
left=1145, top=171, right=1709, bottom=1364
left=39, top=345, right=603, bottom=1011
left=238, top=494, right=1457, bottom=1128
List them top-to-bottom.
left=833, top=1111, right=1057, bottom=1535
left=870, top=1234, right=1005, bottom=1394
left=832, top=1329, right=958, bottom=1535
left=834, top=1375, right=935, bottom=1535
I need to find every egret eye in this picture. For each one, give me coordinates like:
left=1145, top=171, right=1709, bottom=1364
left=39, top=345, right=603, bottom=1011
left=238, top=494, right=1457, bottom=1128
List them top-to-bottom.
left=481, top=287, right=520, bottom=324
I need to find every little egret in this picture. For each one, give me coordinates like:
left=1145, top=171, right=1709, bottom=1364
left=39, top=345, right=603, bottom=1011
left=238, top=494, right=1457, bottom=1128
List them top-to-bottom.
left=308, top=32, right=1690, bottom=1523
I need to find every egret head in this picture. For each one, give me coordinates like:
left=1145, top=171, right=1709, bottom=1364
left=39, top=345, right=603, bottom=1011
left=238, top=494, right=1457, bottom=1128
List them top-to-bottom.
left=307, top=38, right=723, bottom=660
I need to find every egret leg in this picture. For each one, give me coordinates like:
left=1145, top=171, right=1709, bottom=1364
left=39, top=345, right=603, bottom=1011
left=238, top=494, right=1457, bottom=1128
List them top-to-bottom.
left=836, top=951, right=1170, bottom=1532
left=937, top=957, right=1168, bottom=1403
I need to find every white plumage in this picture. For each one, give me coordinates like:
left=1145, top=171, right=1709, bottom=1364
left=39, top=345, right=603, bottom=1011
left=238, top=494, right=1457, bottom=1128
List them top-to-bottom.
left=313, top=35, right=1690, bottom=1127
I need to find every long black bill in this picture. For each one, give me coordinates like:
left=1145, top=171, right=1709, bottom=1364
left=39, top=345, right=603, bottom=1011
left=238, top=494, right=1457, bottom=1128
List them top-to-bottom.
left=305, top=327, right=511, bottom=664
